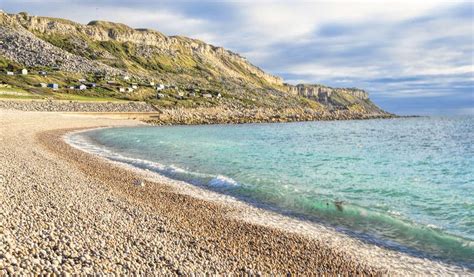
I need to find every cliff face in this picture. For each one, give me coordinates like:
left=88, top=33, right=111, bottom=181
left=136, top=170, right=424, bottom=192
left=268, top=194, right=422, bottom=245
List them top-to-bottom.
left=0, top=11, right=390, bottom=119
left=4, top=12, right=283, bottom=88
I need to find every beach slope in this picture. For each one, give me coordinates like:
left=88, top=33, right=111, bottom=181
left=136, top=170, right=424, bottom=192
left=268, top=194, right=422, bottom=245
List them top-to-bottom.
left=0, top=110, right=468, bottom=275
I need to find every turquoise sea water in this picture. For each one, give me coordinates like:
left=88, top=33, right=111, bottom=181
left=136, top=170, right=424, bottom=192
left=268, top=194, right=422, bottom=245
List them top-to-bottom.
left=75, top=117, right=474, bottom=267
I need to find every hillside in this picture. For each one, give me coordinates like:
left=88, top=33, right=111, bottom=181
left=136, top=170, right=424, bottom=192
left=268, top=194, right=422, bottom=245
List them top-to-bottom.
left=0, top=11, right=390, bottom=121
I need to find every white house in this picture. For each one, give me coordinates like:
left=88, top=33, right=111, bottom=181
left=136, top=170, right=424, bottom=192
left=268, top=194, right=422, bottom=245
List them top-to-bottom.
left=21, top=69, right=28, bottom=75
left=6, top=71, right=14, bottom=75
left=123, top=76, right=130, bottom=81
left=78, top=79, right=86, bottom=83
left=149, top=81, right=155, bottom=86
left=39, top=83, right=47, bottom=88
left=48, top=83, right=59, bottom=90
left=78, top=84, right=87, bottom=90
left=156, top=84, right=165, bottom=91
left=131, top=85, right=138, bottom=90
left=69, top=86, right=75, bottom=89
left=119, top=87, right=126, bottom=92
left=127, top=88, right=134, bottom=93
left=157, top=93, right=165, bottom=99
left=202, top=93, right=213, bottom=98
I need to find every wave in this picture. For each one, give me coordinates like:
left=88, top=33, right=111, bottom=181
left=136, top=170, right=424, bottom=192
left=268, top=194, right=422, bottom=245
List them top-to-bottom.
left=65, top=129, right=474, bottom=268
left=65, top=130, right=240, bottom=190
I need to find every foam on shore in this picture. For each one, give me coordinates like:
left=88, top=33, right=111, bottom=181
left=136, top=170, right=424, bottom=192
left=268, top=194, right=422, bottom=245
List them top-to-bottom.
left=63, top=128, right=470, bottom=275
left=65, top=130, right=241, bottom=190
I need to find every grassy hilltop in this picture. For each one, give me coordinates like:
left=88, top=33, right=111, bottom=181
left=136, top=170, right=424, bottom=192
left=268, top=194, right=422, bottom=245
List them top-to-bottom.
left=0, top=11, right=389, bottom=118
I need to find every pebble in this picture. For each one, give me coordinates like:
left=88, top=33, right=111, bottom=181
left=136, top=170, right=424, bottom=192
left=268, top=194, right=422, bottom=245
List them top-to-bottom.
left=0, top=110, right=465, bottom=276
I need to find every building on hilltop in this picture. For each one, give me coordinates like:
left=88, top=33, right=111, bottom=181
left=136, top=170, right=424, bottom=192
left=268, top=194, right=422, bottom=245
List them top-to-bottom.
left=21, top=69, right=28, bottom=75
left=47, top=83, right=59, bottom=90
left=156, top=84, right=165, bottom=91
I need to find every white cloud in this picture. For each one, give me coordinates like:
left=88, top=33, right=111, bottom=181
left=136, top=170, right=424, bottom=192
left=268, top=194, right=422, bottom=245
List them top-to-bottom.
left=229, top=0, right=454, bottom=47
left=287, top=63, right=383, bottom=79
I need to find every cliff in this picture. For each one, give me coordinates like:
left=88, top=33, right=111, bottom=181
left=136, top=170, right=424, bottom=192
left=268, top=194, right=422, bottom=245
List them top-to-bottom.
left=0, top=11, right=391, bottom=120
left=2, top=12, right=283, bottom=87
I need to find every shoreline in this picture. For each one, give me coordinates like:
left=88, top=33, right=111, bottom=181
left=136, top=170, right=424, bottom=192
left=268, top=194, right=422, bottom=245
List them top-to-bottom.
left=0, top=110, right=469, bottom=275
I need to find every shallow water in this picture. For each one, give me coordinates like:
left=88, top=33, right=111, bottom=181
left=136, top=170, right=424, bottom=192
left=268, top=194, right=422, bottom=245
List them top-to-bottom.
left=73, top=116, right=474, bottom=267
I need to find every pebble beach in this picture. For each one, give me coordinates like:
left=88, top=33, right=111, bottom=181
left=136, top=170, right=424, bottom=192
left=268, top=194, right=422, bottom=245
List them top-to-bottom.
left=0, top=110, right=471, bottom=275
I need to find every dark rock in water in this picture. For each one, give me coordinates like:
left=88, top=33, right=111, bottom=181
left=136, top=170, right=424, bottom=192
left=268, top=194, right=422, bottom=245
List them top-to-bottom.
left=334, top=201, right=344, bottom=212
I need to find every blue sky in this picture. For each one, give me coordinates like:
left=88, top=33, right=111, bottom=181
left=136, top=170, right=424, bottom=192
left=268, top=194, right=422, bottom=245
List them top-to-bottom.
left=2, top=0, right=473, bottom=115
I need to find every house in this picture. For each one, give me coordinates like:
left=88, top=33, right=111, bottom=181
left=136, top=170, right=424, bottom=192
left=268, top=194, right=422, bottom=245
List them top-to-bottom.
left=21, top=69, right=28, bottom=75
left=6, top=71, right=14, bottom=75
left=39, top=71, right=47, bottom=76
left=123, top=76, right=130, bottom=81
left=78, top=79, right=86, bottom=83
left=107, top=80, right=116, bottom=85
left=149, top=81, right=155, bottom=86
left=39, top=83, right=47, bottom=88
left=47, top=83, right=59, bottom=90
left=86, top=83, right=96, bottom=88
left=78, top=84, right=87, bottom=90
left=156, top=84, right=165, bottom=91
left=131, top=85, right=138, bottom=90
left=69, top=86, right=75, bottom=89
left=119, top=87, right=126, bottom=93
left=127, top=88, right=134, bottom=93
left=177, top=91, right=184, bottom=97
left=188, top=92, right=196, bottom=97
left=157, top=93, right=165, bottom=99
left=202, top=93, right=213, bottom=98
left=216, top=93, right=222, bottom=98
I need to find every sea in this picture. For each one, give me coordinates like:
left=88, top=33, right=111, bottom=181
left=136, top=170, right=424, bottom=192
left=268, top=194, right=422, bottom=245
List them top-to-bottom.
left=68, top=116, right=474, bottom=267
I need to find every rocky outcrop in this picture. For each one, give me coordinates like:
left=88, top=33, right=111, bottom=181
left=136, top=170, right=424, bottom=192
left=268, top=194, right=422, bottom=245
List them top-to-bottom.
left=287, top=84, right=369, bottom=101
left=0, top=99, right=392, bottom=123
left=145, top=106, right=392, bottom=125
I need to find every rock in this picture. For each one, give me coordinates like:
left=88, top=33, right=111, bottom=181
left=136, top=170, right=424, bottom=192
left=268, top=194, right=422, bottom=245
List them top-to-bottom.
left=133, top=179, right=145, bottom=187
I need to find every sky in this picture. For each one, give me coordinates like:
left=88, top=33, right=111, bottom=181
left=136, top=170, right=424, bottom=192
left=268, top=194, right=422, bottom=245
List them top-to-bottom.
left=2, top=0, right=473, bottom=115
